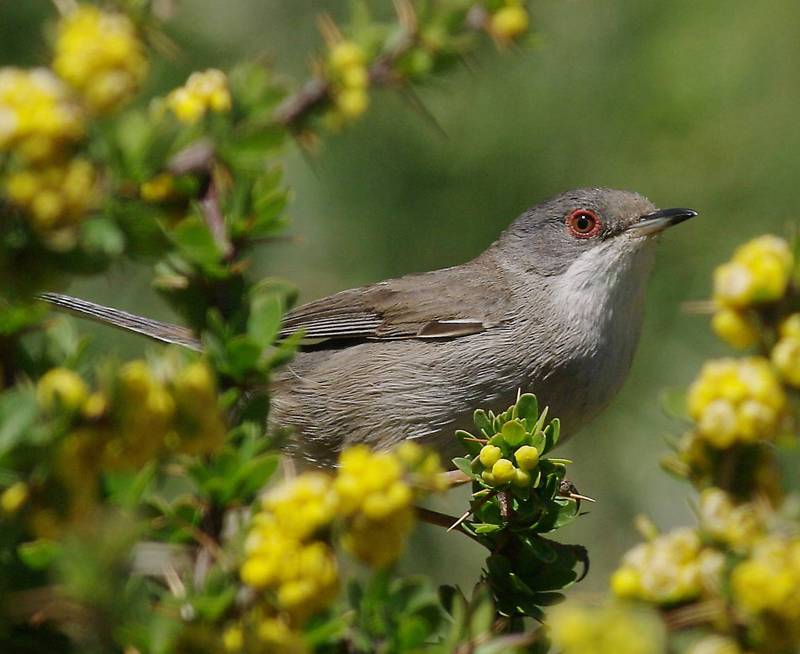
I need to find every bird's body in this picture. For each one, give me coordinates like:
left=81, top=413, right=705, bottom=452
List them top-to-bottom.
left=39, top=188, right=697, bottom=468
left=271, top=207, right=658, bottom=466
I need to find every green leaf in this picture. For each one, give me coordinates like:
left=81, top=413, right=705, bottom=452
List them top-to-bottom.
left=170, top=215, right=222, bottom=269
left=80, top=217, right=125, bottom=257
left=248, top=289, right=283, bottom=349
left=0, top=388, right=39, bottom=457
left=515, top=393, right=539, bottom=425
left=473, top=409, right=492, bottom=434
left=542, top=418, right=561, bottom=454
left=500, top=419, right=526, bottom=447
left=229, top=453, right=279, bottom=502
left=452, top=456, right=475, bottom=479
left=474, top=523, right=502, bottom=534
left=524, top=537, right=558, bottom=563
left=18, top=539, right=60, bottom=570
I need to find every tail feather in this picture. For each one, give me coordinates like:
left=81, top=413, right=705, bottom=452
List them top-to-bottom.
left=38, top=292, right=203, bottom=351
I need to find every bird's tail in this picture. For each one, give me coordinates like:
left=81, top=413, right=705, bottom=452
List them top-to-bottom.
left=38, top=292, right=203, bottom=351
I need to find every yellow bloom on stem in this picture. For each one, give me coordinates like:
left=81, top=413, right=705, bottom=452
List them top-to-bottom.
left=53, top=5, right=148, bottom=113
left=166, top=69, right=232, bottom=124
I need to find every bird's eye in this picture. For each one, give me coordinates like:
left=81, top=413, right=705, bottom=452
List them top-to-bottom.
left=566, top=209, right=601, bottom=238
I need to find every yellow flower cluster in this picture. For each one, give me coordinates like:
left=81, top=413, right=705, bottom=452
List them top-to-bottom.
left=490, top=2, right=531, bottom=43
left=53, top=5, right=148, bottom=113
left=328, top=41, right=370, bottom=120
left=0, top=67, right=84, bottom=162
left=166, top=69, right=232, bottom=124
left=3, top=158, right=97, bottom=246
left=711, top=235, right=793, bottom=348
left=687, top=357, right=786, bottom=448
left=37, top=358, right=225, bottom=488
left=240, top=444, right=442, bottom=631
left=335, top=445, right=418, bottom=568
left=241, top=473, right=338, bottom=624
left=698, top=487, right=762, bottom=552
left=611, top=527, right=724, bottom=604
left=731, top=535, right=800, bottom=623
left=548, top=602, right=665, bottom=654
left=222, top=612, right=308, bottom=654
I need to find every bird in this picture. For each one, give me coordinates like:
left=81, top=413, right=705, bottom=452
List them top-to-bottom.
left=40, top=187, right=697, bottom=467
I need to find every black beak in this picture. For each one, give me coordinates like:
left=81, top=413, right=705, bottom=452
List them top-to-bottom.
left=628, top=208, right=698, bottom=236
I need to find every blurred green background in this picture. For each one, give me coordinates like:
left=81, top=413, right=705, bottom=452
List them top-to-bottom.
left=4, top=0, right=799, bottom=591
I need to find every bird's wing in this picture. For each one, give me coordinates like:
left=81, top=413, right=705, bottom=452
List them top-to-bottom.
left=38, top=262, right=510, bottom=348
left=279, top=266, right=508, bottom=342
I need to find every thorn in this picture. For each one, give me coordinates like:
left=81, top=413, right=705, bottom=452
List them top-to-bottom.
left=447, top=509, right=472, bottom=532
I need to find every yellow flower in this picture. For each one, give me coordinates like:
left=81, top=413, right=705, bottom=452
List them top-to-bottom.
left=53, top=5, right=148, bottom=113
left=490, top=5, right=530, bottom=42
left=329, top=41, right=366, bottom=72
left=0, top=67, right=84, bottom=162
left=166, top=69, right=232, bottom=124
left=334, top=88, right=369, bottom=119
left=3, top=158, right=98, bottom=242
left=140, top=173, right=175, bottom=202
left=713, top=235, right=793, bottom=308
left=711, top=309, right=758, bottom=349
left=779, top=313, right=800, bottom=339
left=771, top=335, right=800, bottom=387
left=687, top=358, right=785, bottom=447
left=37, top=367, right=88, bottom=412
left=334, top=446, right=416, bottom=567
left=262, top=473, right=336, bottom=540
left=1, top=482, right=29, bottom=514
left=698, top=488, right=762, bottom=551
left=612, top=527, right=706, bottom=604
left=731, top=536, right=800, bottom=620
left=549, top=602, right=665, bottom=654
left=256, top=617, right=308, bottom=654
left=222, top=625, right=244, bottom=652
left=687, top=635, right=742, bottom=654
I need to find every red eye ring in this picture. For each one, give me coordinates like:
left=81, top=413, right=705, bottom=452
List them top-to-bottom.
left=566, top=209, right=602, bottom=238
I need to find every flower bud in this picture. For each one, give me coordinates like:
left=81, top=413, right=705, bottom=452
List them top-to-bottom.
left=478, top=444, right=502, bottom=468
left=514, top=445, right=540, bottom=471
left=491, top=458, right=515, bottom=485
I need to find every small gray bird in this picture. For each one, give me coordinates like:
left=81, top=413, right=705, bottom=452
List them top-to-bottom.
left=41, top=188, right=697, bottom=467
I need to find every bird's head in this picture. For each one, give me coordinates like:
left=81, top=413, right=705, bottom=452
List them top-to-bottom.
left=497, top=187, right=697, bottom=278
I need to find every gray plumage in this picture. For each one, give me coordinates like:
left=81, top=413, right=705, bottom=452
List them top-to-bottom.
left=39, top=188, right=697, bottom=468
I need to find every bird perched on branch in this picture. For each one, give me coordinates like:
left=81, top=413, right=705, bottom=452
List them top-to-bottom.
left=41, top=187, right=697, bottom=467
